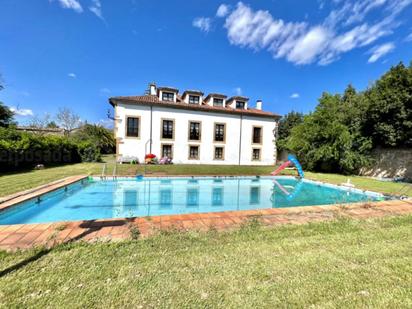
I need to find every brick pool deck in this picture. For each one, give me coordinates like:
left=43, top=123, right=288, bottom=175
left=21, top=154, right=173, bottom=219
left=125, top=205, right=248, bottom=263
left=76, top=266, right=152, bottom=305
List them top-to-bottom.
left=0, top=176, right=411, bottom=251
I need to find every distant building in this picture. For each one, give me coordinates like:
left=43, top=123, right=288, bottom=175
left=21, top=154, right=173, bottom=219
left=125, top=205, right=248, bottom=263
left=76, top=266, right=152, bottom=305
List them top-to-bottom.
left=109, top=83, right=280, bottom=165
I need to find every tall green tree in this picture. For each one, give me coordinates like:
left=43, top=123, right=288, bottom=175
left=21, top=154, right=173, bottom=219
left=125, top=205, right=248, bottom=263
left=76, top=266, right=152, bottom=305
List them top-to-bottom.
left=362, top=62, right=412, bottom=147
left=0, top=77, right=15, bottom=127
left=286, top=92, right=372, bottom=174
left=277, top=111, right=303, bottom=151
left=72, top=124, right=115, bottom=154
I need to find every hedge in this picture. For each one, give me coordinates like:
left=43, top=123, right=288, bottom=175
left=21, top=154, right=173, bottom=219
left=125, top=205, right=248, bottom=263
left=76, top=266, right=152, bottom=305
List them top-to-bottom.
left=0, top=127, right=101, bottom=171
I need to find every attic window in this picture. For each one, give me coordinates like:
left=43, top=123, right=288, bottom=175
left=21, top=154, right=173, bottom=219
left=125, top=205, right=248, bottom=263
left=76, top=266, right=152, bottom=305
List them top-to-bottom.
left=162, top=92, right=174, bottom=102
left=189, top=95, right=200, bottom=104
left=213, top=98, right=224, bottom=107
left=236, top=101, right=245, bottom=109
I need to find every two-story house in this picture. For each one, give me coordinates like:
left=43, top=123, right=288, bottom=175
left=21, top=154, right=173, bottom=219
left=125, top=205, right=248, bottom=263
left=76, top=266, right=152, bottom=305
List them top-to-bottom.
left=109, top=83, right=280, bottom=165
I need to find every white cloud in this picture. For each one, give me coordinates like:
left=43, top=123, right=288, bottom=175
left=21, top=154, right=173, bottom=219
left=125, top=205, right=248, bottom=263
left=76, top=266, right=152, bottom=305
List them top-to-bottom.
left=53, top=0, right=83, bottom=13
left=89, top=0, right=104, bottom=20
left=221, top=1, right=411, bottom=65
left=216, top=4, right=230, bottom=17
left=193, top=17, right=212, bottom=33
left=405, top=32, right=412, bottom=42
left=368, top=42, right=395, bottom=63
left=68, top=73, right=76, bottom=78
left=234, top=87, right=242, bottom=95
left=100, top=88, right=111, bottom=94
left=290, top=93, right=300, bottom=99
left=10, top=107, right=34, bottom=117
left=98, top=118, right=114, bottom=129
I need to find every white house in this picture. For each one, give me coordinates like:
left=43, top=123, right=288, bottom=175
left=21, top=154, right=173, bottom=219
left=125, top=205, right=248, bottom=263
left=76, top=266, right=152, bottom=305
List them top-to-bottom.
left=109, top=83, right=280, bottom=165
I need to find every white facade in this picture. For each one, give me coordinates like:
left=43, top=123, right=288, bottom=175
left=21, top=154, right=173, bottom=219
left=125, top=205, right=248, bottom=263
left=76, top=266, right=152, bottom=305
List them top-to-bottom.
left=112, top=86, right=279, bottom=165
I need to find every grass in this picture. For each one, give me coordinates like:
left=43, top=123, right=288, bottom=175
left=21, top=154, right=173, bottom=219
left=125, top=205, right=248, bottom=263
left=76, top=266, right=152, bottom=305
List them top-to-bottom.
left=0, top=155, right=410, bottom=198
left=0, top=216, right=411, bottom=308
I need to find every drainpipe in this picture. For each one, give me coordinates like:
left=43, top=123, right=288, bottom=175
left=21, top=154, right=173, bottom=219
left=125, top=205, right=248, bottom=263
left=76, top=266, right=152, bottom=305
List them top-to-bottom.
left=149, top=105, right=153, bottom=153
left=238, top=114, right=243, bottom=165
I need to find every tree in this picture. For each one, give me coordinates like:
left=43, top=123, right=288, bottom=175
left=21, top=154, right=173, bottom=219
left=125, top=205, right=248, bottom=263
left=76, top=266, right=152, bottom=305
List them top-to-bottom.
left=362, top=62, right=412, bottom=147
left=0, top=77, right=15, bottom=127
left=286, top=92, right=372, bottom=174
left=0, top=102, right=14, bottom=127
left=56, top=108, right=82, bottom=135
left=277, top=111, right=304, bottom=151
left=27, top=113, right=52, bottom=129
left=46, top=121, right=59, bottom=128
left=71, top=124, right=115, bottom=154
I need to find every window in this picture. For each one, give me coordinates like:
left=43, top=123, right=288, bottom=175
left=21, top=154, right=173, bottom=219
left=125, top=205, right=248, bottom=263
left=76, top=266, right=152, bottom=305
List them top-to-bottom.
left=162, top=92, right=174, bottom=102
left=189, top=95, right=200, bottom=104
left=213, top=98, right=224, bottom=107
left=236, top=101, right=245, bottom=109
left=126, top=117, right=139, bottom=137
left=162, top=119, right=174, bottom=139
left=189, top=121, right=201, bottom=141
left=214, top=123, right=225, bottom=142
left=252, top=127, right=262, bottom=144
left=162, top=144, right=173, bottom=158
left=189, top=146, right=199, bottom=160
left=214, top=146, right=224, bottom=160
left=252, top=148, right=261, bottom=161
left=212, top=187, right=223, bottom=206
left=250, top=187, right=260, bottom=204
left=186, top=188, right=199, bottom=207
left=160, top=189, right=172, bottom=208
left=124, top=190, right=137, bottom=207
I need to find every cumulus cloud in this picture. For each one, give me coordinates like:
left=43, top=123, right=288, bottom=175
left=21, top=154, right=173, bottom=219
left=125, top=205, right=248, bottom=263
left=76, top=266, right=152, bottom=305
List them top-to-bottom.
left=52, top=0, right=83, bottom=13
left=89, top=0, right=104, bottom=20
left=221, top=1, right=411, bottom=65
left=216, top=4, right=230, bottom=17
left=193, top=17, right=212, bottom=32
left=368, top=42, right=395, bottom=63
left=68, top=73, right=76, bottom=78
left=290, top=93, right=300, bottom=99
left=10, top=107, right=34, bottom=117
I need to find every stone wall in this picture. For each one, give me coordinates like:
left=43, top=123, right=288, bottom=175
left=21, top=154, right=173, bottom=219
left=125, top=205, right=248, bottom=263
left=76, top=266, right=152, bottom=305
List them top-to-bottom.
left=360, top=148, right=412, bottom=180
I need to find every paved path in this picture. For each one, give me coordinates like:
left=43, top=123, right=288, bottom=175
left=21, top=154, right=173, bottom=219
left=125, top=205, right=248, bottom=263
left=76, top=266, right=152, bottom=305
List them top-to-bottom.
left=0, top=199, right=411, bottom=251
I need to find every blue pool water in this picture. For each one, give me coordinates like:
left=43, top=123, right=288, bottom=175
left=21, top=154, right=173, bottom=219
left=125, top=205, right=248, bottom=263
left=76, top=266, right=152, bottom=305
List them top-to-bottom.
left=0, top=177, right=383, bottom=225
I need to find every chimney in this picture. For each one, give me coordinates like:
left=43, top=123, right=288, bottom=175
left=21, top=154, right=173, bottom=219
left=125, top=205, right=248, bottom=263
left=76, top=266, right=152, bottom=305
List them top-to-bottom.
left=149, top=83, right=157, bottom=95
left=256, top=99, right=262, bottom=110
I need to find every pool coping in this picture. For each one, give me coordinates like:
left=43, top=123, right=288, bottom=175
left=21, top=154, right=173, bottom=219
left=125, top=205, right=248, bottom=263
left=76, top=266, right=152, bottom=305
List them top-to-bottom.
left=0, top=175, right=89, bottom=212
left=0, top=198, right=411, bottom=251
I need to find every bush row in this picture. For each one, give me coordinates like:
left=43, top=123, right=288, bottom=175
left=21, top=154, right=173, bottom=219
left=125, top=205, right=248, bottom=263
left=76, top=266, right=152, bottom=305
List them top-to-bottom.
left=0, top=127, right=101, bottom=172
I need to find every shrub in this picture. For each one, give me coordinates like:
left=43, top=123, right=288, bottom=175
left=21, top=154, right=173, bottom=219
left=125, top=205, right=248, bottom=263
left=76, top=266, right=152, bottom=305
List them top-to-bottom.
left=0, top=127, right=100, bottom=172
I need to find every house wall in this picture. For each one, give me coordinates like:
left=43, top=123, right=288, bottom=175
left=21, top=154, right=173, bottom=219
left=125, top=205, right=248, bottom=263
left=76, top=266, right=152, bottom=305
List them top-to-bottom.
left=115, top=103, right=277, bottom=165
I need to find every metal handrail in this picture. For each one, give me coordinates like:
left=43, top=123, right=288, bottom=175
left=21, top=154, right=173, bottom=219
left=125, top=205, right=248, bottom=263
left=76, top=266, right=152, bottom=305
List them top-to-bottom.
left=144, top=139, right=152, bottom=175
left=101, top=163, right=106, bottom=179
left=113, top=163, right=117, bottom=179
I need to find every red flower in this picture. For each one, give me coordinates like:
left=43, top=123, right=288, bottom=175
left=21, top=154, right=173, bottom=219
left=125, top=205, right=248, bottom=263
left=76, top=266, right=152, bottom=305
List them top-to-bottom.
left=145, top=154, right=156, bottom=159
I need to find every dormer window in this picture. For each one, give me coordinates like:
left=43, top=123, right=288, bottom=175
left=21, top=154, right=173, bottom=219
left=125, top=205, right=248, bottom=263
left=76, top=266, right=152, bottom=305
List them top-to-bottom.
left=162, top=92, right=174, bottom=102
left=189, top=95, right=200, bottom=104
left=213, top=98, right=224, bottom=107
left=236, top=101, right=245, bottom=109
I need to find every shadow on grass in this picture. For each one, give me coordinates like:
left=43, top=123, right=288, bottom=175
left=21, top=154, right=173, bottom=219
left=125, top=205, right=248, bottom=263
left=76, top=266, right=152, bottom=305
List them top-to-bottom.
left=0, top=218, right=131, bottom=278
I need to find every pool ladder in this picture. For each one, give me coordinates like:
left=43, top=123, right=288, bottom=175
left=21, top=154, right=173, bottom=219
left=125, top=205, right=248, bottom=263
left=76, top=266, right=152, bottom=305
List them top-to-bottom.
left=101, top=163, right=107, bottom=180
left=112, top=163, right=117, bottom=180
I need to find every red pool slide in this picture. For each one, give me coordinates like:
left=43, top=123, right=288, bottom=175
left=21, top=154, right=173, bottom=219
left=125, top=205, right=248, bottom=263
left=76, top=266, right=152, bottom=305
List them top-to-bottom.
left=271, top=161, right=292, bottom=176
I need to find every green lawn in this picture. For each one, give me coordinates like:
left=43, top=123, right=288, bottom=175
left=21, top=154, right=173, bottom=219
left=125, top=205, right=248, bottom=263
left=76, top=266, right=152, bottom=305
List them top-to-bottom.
left=0, top=155, right=410, bottom=197
left=1, top=216, right=411, bottom=308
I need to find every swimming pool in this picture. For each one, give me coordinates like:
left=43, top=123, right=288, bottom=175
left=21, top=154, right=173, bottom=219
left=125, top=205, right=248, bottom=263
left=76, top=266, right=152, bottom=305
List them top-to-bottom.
left=0, top=176, right=384, bottom=225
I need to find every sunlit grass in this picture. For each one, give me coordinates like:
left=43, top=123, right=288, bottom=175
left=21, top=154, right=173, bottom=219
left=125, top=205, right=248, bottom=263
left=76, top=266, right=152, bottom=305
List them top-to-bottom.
left=0, top=216, right=411, bottom=307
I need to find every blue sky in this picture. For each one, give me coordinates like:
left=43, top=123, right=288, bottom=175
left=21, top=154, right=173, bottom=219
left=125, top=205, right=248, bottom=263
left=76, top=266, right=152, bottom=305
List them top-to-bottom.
left=1, top=0, right=412, bottom=125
